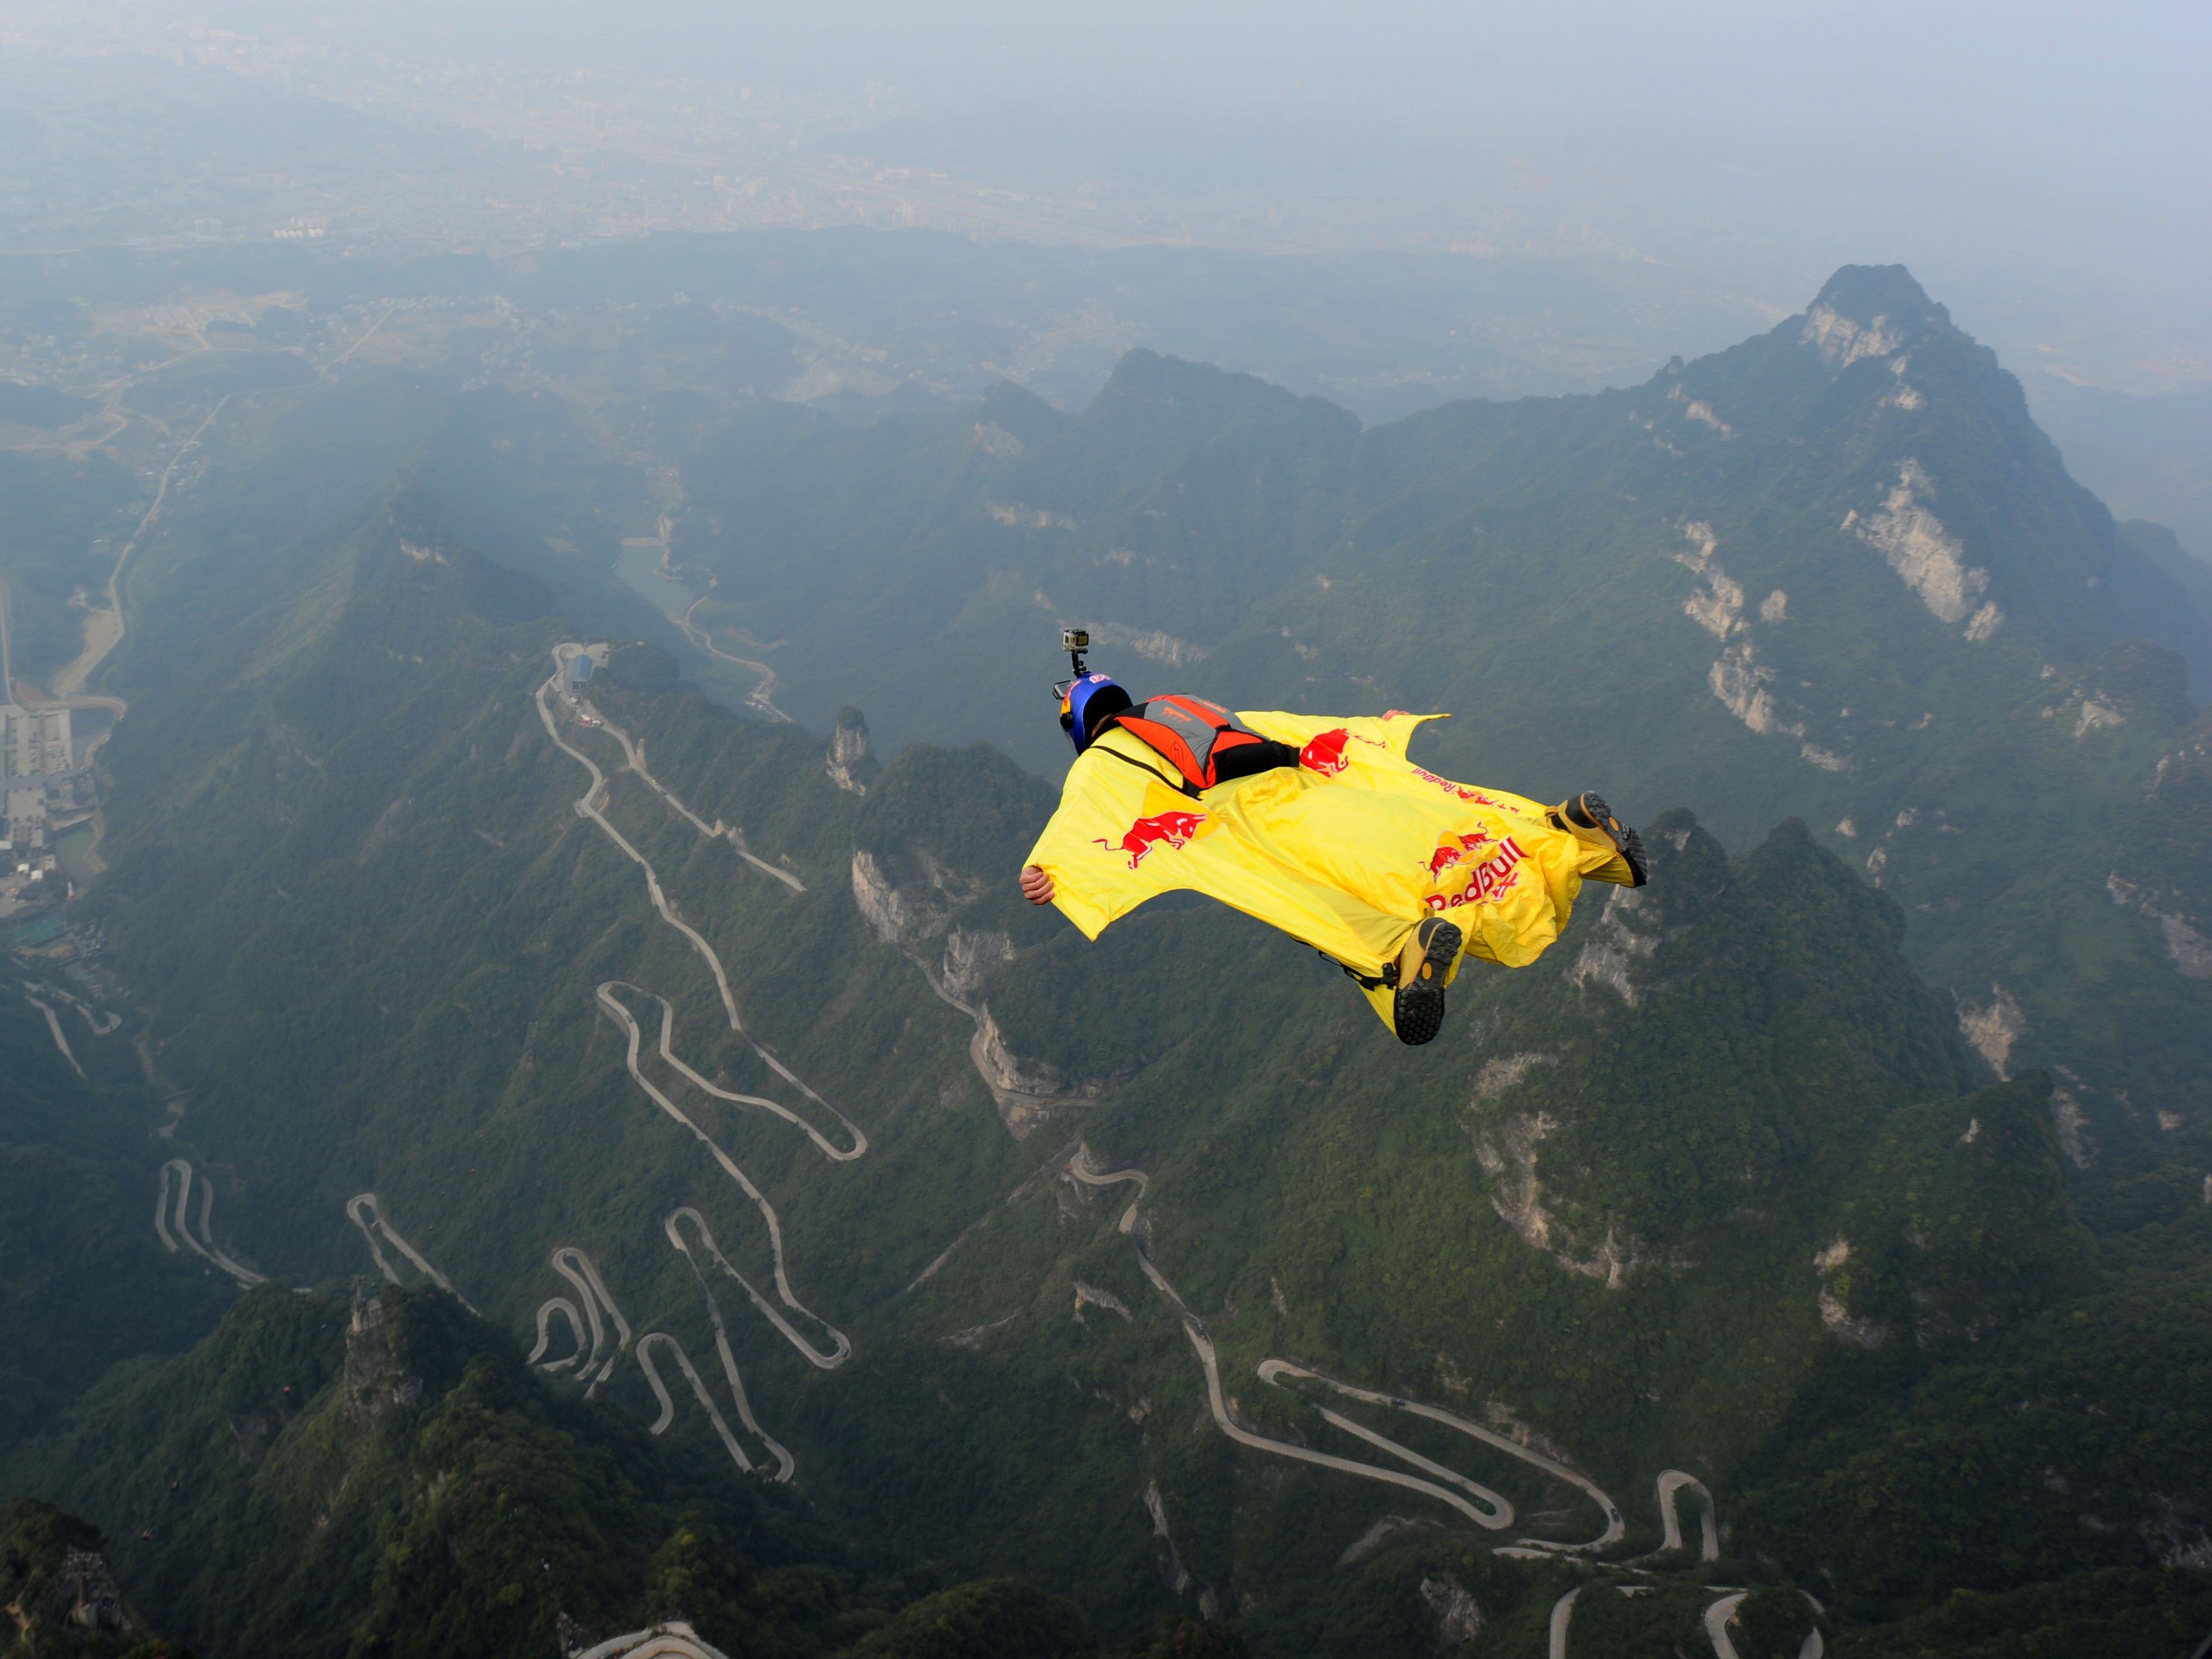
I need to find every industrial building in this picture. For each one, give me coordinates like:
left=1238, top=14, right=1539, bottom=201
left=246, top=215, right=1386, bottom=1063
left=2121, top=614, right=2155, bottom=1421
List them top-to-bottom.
left=0, top=701, right=88, bottom=852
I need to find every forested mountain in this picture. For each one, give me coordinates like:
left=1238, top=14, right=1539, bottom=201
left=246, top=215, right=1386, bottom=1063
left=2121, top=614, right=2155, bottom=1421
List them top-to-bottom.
left=2, top=262, right=2208, bottom=1657
left=663, top=263, right=2212, bottom=1228
left=6, top=1285, right=1098, bottom=1659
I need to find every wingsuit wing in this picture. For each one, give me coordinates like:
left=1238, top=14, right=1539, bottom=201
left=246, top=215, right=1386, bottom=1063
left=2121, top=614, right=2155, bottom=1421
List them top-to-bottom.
left=1025, top=710, right=1630, bottom=1030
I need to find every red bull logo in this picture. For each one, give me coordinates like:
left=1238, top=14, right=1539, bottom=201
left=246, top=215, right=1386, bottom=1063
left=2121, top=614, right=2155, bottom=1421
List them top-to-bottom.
left=1300, top=726, right=1384, bottom=776
left=1097, top=810, right=1207, bottom=869
left=1422, top=830, right=1496, bottom=882
left=1425, top=837, right=1530, bottom=910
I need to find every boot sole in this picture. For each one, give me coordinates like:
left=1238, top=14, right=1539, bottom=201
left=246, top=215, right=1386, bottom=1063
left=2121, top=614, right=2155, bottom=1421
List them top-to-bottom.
left=1392, top=918, right=1462, bottom=1046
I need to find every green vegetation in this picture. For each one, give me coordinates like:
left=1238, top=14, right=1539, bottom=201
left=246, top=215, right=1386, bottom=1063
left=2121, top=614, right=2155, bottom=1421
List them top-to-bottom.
left=0, top=448, right=133, bottom=683
left=0, top=996, right=230, bottom=1451
left=1822, top=1071, right=2095, bottom=1346
left=3, top=1286, right=1117, bottom=1659
left=0, top=1497, right=187, bottom=1659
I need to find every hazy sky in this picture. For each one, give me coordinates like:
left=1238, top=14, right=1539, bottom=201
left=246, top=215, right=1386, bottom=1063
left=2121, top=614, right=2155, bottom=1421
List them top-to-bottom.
left=18, top=0, right=2212, bottom=386
left=349, top=1, right=2204, bottom=357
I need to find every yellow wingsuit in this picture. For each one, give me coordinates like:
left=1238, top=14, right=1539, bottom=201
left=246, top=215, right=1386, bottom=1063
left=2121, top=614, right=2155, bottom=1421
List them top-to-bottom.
left=1023, top=710, right=1636, bottom=1032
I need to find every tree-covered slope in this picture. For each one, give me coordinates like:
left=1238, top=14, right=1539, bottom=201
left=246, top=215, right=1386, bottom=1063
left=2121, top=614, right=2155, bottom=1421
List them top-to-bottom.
left=0, top=989, right=228, bottom=1454
left=1, top=1285, right=1095, bottom=1659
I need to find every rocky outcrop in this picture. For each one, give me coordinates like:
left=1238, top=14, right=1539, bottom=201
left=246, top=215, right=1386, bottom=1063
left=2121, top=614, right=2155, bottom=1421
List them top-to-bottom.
left=1845, top=460, right=2003, bottom=640
left=826, top=710, right=871, bottom=794
left=849, top=848, right=978, bottom=950
left=852, top=848, right=1105, bottom=1136
left=2107, top=872, right=2212, bottom=979
left=1568, top=886, right=1660, bottom=1006
left=942, top=927, right=1014, bottom=1001
left=1957, top=985, right=2025, bottom=1078
left=972, top=1008, right=1108, bottom=1138
left=1472, top=1052, right=1555, bottom=1101
left=1472, top=1109, right=1658, bottom=1289
left=344, top=1289, right=424, bottom=1419
left=27, top=1549, right=131, bottom=1635
left=1419, top=1575, right=1483, bottom=1649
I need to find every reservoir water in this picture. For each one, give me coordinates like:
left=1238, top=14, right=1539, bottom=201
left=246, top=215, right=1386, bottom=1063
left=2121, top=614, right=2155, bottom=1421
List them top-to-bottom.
left=615, top=540, right=695, bottom=621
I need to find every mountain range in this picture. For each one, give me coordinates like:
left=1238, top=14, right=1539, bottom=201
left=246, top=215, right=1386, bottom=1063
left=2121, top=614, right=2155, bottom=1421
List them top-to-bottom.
left=1, top=261, right=2208, bottom=1658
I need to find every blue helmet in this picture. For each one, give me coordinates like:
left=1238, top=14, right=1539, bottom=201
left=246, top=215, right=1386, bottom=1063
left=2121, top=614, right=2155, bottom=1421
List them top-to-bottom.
left=1059, top=673, right=1132, bottom=753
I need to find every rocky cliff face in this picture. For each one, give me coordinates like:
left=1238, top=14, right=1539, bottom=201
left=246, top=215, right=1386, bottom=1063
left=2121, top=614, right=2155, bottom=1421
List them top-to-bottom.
left=827, top=708, right=872, bottom=794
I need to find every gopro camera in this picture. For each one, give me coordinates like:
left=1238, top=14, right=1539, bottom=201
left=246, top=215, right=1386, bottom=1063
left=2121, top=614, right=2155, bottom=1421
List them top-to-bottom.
left=1052, top=626, right=1093, bottom=701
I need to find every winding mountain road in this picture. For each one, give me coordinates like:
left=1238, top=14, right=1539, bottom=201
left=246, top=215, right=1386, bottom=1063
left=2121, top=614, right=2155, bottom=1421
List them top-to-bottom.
left=52, top=399, right=227, bottom=700
left=676, top=593, right=791, bottom=725
left=545, top=647, right=802, bottom=893
left=538, top=658, right=868, bottom=1480
left=594, top=695, right=803, bottom=890
left=27, top=980, right=121, bottom=1036
left=608, top=982, right=863, bottom=1160
left=595, top=984, right=856, bottom=1361
left=23, top=994, right=84, bottom=1078
left=1061, top=1151, right=1624, bottom=1546
left=155, top=1159, right=264, bottom=1287
left=346, top=1193, right=476, bottom=1313
left=664, top=1203, right=849, bottom=1370
left=528, top=1247, right=633, bottom=1398
left=528, top=1298, right=586, bottom=1371
left=634, top=1327, right=793, bottom=1482
left=1657, top=1471, right=1720, bottom=1560
left=1549, top=1586, right=1582, bottom=1659
left=1704, top=1590, right=1826, bottom=1659
left=573, top=1619, right=735, bottom=1659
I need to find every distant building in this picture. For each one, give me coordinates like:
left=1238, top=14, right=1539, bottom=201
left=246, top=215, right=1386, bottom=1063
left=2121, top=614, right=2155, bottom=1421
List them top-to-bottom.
left=565, top=654, right=594, bottom=689
left=2, top=701, right=72, bottom=777
left=1, top=702, right=90, bottom=852
left=9, top=909, right=69, bottom=949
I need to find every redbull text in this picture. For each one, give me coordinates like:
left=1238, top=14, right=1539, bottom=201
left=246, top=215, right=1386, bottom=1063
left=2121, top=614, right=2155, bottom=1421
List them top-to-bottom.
left=1412, top=767, right=1509, bottom=810
left=1425, top=837, right=1529, bottom=910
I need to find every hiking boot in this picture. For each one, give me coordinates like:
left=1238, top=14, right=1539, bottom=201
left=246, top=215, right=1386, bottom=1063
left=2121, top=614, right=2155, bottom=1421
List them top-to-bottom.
left=1550, top=792, right=1649, bottom=887
left=1391, top=917, right=1462, bottom=1046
